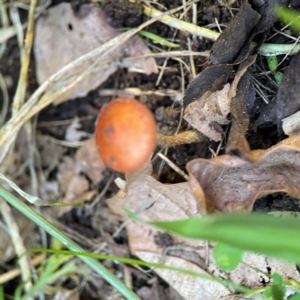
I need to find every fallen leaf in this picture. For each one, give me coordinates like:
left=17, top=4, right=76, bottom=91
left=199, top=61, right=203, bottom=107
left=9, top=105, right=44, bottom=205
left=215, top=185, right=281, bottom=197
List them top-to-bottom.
left=210, top=0, right=286, bottom=65
left=210, top=1, right=260, bottom=65
left=34, top=3, right=157, bottom=104
left=275, top=51, right=300, bottom=133
left=183, top=65, right=231, bottom=108
left=184, top=83, right=231, bottom=141
left=36, top=134, right=65, bottom=174
left=187, top=135, right=300, bottom=214
left=75, top=136, right=106, bottom=185
left=57, top=156, right=90, bottom=215
left=107, top=160, right=300, bottom=299
left=135, top=251, right=232, bottom=300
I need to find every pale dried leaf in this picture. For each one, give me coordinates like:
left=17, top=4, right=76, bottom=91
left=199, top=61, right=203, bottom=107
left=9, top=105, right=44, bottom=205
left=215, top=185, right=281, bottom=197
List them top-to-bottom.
left=34, top=3, right=157, bottom=104
left=183, top=84, right=231, bottom=141
left=65, top=117, right=90, bottom=142
left=36, top=134, right=65, bottom=173
left=75, top=136, right=106, bottom=184
left=58, top=157, right=81, bottom=192
left=107, top=169, right=199, bottom=221
left=135, top=251, right=232, bottom=300
left=229, top=253, right=300, bottom=288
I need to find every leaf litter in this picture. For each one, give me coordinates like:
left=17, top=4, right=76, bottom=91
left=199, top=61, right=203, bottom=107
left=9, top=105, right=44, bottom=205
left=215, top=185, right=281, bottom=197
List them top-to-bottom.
left=3, top=0, right=300, bottom=299
left=104, top=0, right=300, bottom=298
left=34, top=3, right=157, bottom=105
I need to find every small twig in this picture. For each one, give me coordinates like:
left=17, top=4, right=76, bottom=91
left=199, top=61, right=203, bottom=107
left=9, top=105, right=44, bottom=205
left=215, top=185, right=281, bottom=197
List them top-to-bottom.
left=12, top=0, right=37, bottom=113
left=143, top=4, right=219, bottom=41
left=157, top=131, right=204, bottom=147
left=157, top=152, right=189, bottom=180
left=0, top=254, right=43, bottom=285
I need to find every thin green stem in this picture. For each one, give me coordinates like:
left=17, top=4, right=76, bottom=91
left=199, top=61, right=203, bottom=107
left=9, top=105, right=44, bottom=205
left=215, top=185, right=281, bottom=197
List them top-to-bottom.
left=0, top=186, right=140, bottom=300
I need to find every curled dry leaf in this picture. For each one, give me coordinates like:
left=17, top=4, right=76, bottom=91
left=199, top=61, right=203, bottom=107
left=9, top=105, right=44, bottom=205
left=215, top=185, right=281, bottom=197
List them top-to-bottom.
left=34, top=3, right=157, bottom=104
left=184, top=55, right=256, bottom=142
left=184, top=84, right=231, bottom=141
left=187, top=135, right=300, bottom=214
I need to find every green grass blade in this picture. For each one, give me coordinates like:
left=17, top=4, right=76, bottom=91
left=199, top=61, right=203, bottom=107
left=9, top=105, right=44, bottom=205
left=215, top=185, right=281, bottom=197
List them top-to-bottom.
left=276, top=7, right=300, bottom=32
left=138, top=30, right=180, bottom=48
left=0, top=186, right=140, bottom=300
left=142, top=213, right=300, bottom=265
left=27, top=248, right=251, bottom=293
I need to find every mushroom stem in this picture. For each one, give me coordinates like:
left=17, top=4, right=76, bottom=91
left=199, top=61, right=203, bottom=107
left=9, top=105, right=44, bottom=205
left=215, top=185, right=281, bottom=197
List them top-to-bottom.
left=157, top=131, right=204, bottom=147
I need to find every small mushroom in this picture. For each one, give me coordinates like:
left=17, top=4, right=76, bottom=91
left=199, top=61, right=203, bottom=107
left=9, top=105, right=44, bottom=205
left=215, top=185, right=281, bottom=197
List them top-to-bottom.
left=95, top=97, right=157, bottom=173
left=95, top=97, right=204, bottom=173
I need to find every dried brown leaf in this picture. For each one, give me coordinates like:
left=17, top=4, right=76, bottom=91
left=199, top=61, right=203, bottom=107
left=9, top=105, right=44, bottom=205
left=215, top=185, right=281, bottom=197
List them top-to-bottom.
left=210, top=1, right=260, bottom=65
left=34, top=3, right=157, bottom=104
left=183, top=65, right=231, bottom=108
left=184, top=84, right=231, bottom=141
left=187, top=135, right=300, bottom=213
left=75, top=136, right=106, bottom=184
left=57, top=156, right=91, bottom=215
left=107, top=160, right=300, bottom=299
left=107, top=167, right=199, bottom=221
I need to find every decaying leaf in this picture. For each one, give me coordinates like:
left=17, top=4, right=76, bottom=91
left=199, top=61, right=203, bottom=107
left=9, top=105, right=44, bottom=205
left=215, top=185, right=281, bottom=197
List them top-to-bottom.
left=210, top=0, right=287, bottom=65
left=210, top=1, right=260, bottom=65
left=34, top=3, right=157, bottom=104
left=275, top=51, right=300, bottom=132
left=184, top=56, right=255, bottom=142
left=227, top=56, right=256, bottom=154
left=183, top=65, right=231, bottom=108
left=184, top=84, right=231, bottom=141
left=187, top=135, right=300, bottom=214
left=75, top=136, right=106, bottom=185
left=57, top=156, right=91, bottom=216
left=107, top=160, right=300, bottom=299
left=107, top=163, right=199, bottom=221
left=136, top=251, right=232, bottom=300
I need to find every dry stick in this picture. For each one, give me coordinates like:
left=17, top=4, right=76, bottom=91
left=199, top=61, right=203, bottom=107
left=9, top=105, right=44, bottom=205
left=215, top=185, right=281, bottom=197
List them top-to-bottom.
left=12, top=0, right=37, bottom=113
left=0, top=4, right=191, bottom=164
left=157, top=131, right=204, bottom=147
left=157, top=152, right=189, bottom=181
left=0, top=200, right=33, bottom=294
left=0, top=254, right=43, bottom=285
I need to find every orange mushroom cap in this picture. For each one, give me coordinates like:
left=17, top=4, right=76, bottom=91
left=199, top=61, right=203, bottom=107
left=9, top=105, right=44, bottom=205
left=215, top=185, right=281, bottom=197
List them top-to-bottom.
left=95, top=97, right=157, bottom=173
